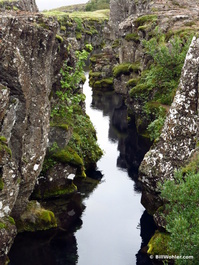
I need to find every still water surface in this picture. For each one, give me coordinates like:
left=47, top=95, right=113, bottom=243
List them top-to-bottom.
left=8, top=73, right=154, bottom=265
left=76, top=73, right=144, bottom=265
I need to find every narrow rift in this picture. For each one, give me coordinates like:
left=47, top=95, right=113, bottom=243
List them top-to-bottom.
left=75, top=73, right=146, bottom=265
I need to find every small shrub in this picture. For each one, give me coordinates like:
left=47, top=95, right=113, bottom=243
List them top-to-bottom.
left=160, top=170, right=199, bottom=264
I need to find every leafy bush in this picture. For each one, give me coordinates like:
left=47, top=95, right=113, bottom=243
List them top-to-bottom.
left=85, top=0, right=110, bottom=11
left=130, top=31, right=192, bottom=140
left=51, top=44, right=92, bottom=118
left=160, top=169, right=199, bottom=264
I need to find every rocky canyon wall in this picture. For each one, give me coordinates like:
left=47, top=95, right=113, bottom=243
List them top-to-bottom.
left=0, top=7, right=61, bottom=260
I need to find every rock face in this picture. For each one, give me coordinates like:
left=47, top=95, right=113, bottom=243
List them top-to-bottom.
left=0, top=0, right=38, bottom=12
left=19, top=0, right=38, bottom=12
left=109, top=0, right=150, bottom=37
left=0, top=12, right=59, bottom=259
left=139, top=36, right=199, bottom=213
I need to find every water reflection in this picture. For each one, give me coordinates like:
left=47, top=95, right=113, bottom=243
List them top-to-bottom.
left=92, top=89, right=151, bottom=191
left=136, top=210, right=157, bottom=265
left=9, top=230, right=78, bottom=265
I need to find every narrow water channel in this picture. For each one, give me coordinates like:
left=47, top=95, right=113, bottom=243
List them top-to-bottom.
left=8, top=73, right=155, bottom=265
left=75, top=73, right=153, bottom=265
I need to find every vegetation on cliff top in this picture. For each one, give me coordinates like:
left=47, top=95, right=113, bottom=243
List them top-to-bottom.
left=85, top=0, right=110, bottom=11
left=43, top=9, right=109, bottom=21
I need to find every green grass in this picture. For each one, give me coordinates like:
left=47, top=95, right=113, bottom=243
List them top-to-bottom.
left=43, top=9, right=110, bottom=21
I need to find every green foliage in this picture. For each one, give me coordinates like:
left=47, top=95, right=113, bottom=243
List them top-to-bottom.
left=85, top=0, right=110, bottom=11
left=134, top=15, right=157, bottom=27
left=74, top=17, right=83, bottom=31
left=129, top=30, right=192, bottom=140
left=75, top=32, right=82, bottom=40
left=124, top=33, right=140, bottom=43
left=56, top=34, right=63, bottom=43
left=112, top=39, right=120, bottom=48
left=50, top=43, right=102, bottom=175
left=51, top=44, right=92, bottom=118
left=113, top=62, right=140, bottom=78
left=93, top=78, right=114, bottom=90
left=126, top=78, right=138, bottom=88
left=144, top=104, right=167, bottom=140
left=67, top=109, right=103, bottom=168
left=147, top=115, right=166, bottom=141
left=0, top=136, right=12, bottom=157
left=53, top=146, right=84, bottom=167
left=181, top=154, right=199, bottom=175
left=160, top=169, right=199, bottom=264
left=0, top=178, right=4, bottom=190
left=43, top=183, right=77, bottom=199
left=17, top=203, right=57, bottom=233
left=0, top=222, right=6, bottom=229
left=148, top=230, right=171, bottom=255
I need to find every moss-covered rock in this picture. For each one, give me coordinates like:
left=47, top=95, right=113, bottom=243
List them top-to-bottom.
left=124, top=33, right=140, bottom=43
left=113, top=63, right=140, bottom=78
left=93, top=77, right=114, bottom=91
left=16, top=201, right=57, bottom=233
left=147, top=230, right=171, bottom=255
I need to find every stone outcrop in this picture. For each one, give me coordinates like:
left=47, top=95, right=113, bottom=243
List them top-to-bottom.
left=0, top=0, right=38, bottom=12
left=0, top=11, right=60, bottom=259
left=139, top=36, right=199, bottom=213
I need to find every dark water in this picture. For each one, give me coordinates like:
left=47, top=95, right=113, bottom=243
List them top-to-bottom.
left=8, top=73, right=154, bottom=265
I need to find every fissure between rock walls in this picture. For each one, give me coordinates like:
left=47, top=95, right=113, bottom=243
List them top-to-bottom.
left=0, top=0, right=199, bottom=263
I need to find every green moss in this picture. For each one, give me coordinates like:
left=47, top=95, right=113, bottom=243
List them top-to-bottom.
left=134, top=14, right=158, bottom=27
left=60, top=25, right=66, bottom=31
left=76, top=32, right=82, bottom=40
left=124, top=33, right=140, bottom=43
left=56, top=34, right=63, bottom=43
left=112, top=39, right=120, bottom=48
left=113, top=63, right=140, bottom=78
left=89, top=71, right=102, bottom=78
left=93, top=78, right=114, bottom=90
left=126, top=78, right=138, bottom=88
left=129, top=83, right=149, bottom=98
left=50, top=122, right=69, bottom=131
left=0, top=136, right=12, bottom=157
left=0, top=136, right=7, bottom=143
left=53, top=146, right=84, bottom=167
left=181, top=153, right=199, bottom=175
left=0, top=178, right=4, bottom=190
left=43, top=182, right=77, bottom=199
left=17, top=202, right=57, bottom=233
left=8, top=216, right=15, bottom=225
left=0, top=222, right=6, bottom=229
left=148, top=230, right=171, bottom=255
